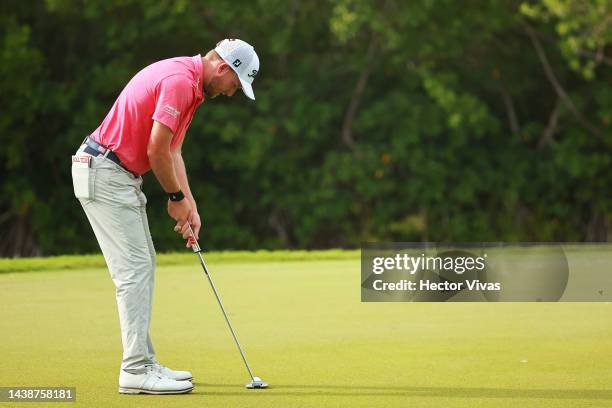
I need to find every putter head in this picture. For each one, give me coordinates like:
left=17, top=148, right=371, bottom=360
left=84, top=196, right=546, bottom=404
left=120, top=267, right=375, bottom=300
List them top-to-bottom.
left=246, top=376, right=268, bottom=389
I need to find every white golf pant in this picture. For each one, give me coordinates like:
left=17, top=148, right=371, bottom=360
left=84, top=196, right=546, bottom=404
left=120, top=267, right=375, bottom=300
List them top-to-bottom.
left=72, top=147, right=156, bottom=371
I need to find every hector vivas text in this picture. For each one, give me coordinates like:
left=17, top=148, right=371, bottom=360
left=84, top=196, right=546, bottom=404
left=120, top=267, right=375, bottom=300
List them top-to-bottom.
left=370, top=253, right=501, bottom=292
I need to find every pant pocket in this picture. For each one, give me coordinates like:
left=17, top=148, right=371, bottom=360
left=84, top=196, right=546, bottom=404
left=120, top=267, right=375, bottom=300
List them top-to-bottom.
left=72, top=165, right=96, bottom=200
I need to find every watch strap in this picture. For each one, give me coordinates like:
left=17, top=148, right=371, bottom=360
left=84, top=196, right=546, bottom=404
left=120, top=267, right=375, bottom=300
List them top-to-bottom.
left=168, top=190, right=185, bottom=202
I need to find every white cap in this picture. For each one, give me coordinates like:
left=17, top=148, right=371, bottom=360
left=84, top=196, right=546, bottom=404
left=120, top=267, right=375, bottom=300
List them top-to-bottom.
left=215, top=39, right=259, bottom=100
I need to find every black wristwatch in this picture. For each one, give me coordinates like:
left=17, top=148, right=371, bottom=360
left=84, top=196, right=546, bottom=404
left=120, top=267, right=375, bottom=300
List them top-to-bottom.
left=168, top=190, right=185, bottom=202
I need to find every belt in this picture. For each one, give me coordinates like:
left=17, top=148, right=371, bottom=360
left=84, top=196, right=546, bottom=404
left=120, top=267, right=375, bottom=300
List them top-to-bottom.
left=81, top=137, right=137, bottom=176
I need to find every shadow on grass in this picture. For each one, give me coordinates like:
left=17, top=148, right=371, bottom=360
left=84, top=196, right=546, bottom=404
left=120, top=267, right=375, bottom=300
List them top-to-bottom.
left=191, top=383, right=612, bottom=400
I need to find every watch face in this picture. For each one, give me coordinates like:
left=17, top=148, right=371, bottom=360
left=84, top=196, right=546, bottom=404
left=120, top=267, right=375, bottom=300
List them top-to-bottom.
left=169, top=191, right=184, bottom=201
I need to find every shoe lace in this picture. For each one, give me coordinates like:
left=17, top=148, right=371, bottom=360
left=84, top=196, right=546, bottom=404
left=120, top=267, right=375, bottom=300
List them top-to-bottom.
left=146, top=363, right=165, bottom=379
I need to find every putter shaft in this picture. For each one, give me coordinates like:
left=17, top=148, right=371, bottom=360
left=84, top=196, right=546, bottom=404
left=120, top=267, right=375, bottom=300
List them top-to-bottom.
left=187, top=225, right=256, bottom=382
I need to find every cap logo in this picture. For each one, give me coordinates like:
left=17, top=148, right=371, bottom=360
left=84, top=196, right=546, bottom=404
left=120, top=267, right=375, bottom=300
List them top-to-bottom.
left=232, top=59, right=242, bottom=67
left=247, top=69, right=258, bottom=78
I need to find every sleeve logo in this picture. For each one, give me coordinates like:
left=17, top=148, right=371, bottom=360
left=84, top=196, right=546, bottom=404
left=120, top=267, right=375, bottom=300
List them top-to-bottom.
left=163, top=104, right=181, bottom=118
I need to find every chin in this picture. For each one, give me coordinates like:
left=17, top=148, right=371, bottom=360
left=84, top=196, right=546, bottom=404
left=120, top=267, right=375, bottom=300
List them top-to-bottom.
left=203, top=87, right=218, bottom=99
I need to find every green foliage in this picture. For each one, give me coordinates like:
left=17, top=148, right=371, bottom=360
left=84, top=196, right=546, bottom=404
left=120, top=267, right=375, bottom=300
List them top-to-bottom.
left=0, top=0, right=610, bottom=256
left=521, top=0, right=612, bottom=79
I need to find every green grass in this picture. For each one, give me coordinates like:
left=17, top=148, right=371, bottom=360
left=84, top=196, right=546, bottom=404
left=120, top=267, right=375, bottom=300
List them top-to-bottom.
left=0, top=249, right=359, bottom=273
left=1, top=251, right=612, bottom=407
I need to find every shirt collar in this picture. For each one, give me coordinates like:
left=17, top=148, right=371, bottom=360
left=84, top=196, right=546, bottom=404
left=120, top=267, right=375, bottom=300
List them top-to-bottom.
left=192, top=55, right=205, bottom=102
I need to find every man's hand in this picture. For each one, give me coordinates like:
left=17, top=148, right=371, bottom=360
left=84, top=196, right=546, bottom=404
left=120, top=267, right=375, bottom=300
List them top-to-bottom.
left=167, top=199, right=191, bottom=225
left=175, top=210, right=201, bottom=248
left=188, top=211, right=201, bottom=240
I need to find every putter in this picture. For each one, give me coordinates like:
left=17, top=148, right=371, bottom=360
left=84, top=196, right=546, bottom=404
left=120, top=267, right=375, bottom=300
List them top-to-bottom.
left=187, top=225, right=269, bottom=389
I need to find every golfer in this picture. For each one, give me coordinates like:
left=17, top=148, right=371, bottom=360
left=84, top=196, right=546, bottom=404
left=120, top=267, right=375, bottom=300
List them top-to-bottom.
left=70, top=39, right=259, bottom=395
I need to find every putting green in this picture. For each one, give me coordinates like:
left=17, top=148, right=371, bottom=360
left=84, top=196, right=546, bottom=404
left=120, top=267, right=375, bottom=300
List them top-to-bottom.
left=1, top=253, right=612, bottom=407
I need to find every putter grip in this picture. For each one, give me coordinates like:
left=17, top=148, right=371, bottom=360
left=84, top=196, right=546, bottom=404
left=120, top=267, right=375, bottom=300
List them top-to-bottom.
left=187, top=224, right=202, bottom=253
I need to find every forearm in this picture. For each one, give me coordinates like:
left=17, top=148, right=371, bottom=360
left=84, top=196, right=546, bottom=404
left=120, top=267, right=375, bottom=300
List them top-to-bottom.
left=147, top=121, right=181, bottom=193
left=149, top=150, right=181, bottom=193
left=172, top=151, right=197, bottom=210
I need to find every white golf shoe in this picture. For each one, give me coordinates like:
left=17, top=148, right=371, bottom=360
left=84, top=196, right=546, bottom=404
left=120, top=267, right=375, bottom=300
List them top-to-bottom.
left=151, top=362, right=193, bottom=381
left=118, top=366, right=193, bottom=395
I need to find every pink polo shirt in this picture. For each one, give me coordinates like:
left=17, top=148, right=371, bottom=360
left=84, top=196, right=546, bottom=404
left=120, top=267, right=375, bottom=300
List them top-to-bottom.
left=90, top=55, right=205, bottom=175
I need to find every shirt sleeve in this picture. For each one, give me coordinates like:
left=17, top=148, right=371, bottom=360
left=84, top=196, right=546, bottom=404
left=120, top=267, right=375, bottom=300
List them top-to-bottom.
left=152, top=75, right=194, bottom=135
